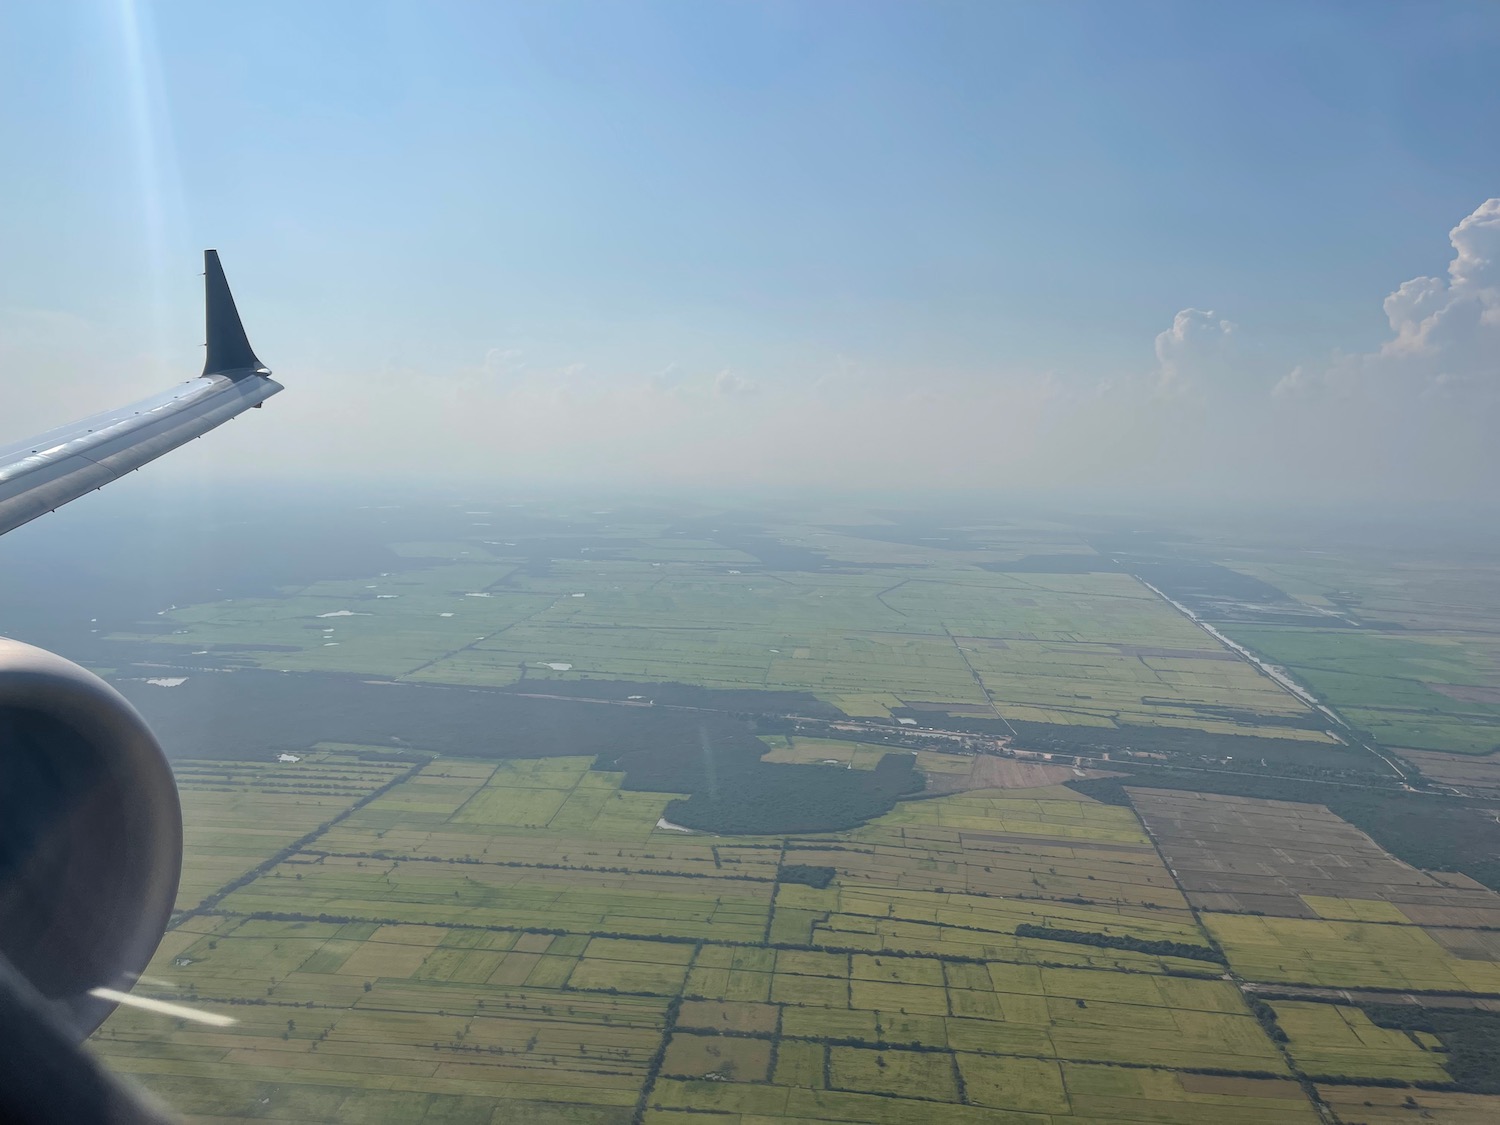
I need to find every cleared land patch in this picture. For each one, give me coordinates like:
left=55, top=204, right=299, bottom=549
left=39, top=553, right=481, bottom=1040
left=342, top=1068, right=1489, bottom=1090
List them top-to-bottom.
left=1132, top=788, right=1500, bottom=923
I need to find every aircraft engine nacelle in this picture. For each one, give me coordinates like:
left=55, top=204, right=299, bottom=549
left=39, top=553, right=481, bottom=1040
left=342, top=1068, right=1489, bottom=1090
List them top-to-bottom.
left=0, top=637, right=182, bottom=1040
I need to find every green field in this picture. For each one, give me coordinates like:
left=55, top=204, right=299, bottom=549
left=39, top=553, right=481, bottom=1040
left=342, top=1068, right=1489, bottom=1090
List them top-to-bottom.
left=79, top=502, right=1500, bottom=1120
left=109, top=513, right=1329, bottom=745
left=1191, top=543, right=1500, bottom=757
left=1227, top=626, right=1500, bottom=755
left=96, top=751, right=1313, bottom=1122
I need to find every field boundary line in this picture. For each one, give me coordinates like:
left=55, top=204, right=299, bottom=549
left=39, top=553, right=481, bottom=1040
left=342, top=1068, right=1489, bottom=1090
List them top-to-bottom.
left=169, top=754, right=431, bottom=929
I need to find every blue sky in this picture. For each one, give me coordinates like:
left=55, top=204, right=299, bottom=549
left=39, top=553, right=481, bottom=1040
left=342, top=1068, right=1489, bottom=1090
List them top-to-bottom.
left=2, top=1, right=1498, bottom=501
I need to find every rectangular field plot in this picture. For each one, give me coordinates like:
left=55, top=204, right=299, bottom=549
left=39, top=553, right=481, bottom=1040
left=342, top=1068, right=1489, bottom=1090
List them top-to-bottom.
left=170, top=752, right=409, bottom=911
left=1133, top=788, right=1500, bottom=922
left=221, top=858, right=773, bottom=943
left=1205, top=914, right=1500, bottom=992
left=1272, top=1001, right=1449, bottom=1082
left=661, top=1034, right=771, bottom=1082
left=828, top=1045, right=958, bottom=1100
left=1319, top=1085, right=1500, bottom=1123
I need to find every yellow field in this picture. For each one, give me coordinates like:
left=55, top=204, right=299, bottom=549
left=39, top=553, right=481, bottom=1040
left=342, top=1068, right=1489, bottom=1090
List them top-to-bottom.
left=1205, top=914, right=1500, bottom=992
left=1272, top=1002, right=1449, bottom=1081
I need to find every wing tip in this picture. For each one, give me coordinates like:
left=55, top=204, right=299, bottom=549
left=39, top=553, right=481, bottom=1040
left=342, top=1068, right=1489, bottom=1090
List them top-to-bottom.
left=201, top=251, right=267, bottom=378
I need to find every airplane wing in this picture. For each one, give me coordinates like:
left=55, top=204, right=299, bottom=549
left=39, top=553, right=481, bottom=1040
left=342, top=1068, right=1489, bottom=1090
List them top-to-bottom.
left=0, top=250, right=283, bottom=538
left=0, top=251, right=282, bottom=1121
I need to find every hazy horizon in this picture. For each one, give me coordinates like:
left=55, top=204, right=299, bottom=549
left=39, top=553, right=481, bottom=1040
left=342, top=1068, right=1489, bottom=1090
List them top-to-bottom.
left=3, top=1, right=1498, bottom=505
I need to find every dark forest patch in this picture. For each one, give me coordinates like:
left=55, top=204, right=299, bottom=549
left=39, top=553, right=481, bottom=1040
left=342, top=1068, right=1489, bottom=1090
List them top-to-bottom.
left=836, top=524, right=984, bottom=551
left=978, top=554, right=1120, bottom=574
left=116, top=670, right=913, bottom=834
left=656, top=753, right=922, bottom=835
left=778, top=865, right=837, bottom=889
left=1013, top=923, right=1224, bottom=965
left=1359, top=1004, right=1500, bottom=1093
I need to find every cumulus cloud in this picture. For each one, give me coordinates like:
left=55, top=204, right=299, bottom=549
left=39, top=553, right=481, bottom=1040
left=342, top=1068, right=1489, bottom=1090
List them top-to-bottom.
left=1286, top=198, right=1500, bottom=400
left=1259, top=199, right=1500, bottom=501
left=10, top=205, right=1500, bottom=510
left=1153, top=308, right=1237, bottom=396
left=711, top=370, right=757, bottom=397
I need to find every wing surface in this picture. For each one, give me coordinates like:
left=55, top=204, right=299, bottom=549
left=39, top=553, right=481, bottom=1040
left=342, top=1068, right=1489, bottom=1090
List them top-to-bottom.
left=0, top=251, right=283, bottom=538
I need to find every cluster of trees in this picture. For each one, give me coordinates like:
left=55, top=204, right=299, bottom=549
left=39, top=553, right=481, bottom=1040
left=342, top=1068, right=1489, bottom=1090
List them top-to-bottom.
left=660, top=754, right=923, bottom=835
left=778, top=865, right=837, bottom=889
left=1013, top=923, right=1226, bottom=965
left=635, top=996, right=684, bottom=1121
left=1247, top=998, right=1289, bottom=1043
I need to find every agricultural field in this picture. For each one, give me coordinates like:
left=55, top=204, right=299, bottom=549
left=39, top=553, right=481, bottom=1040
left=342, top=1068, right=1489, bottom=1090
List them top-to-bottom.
left=52, top=500, right=1500, bottom=1119
left=103, top=508, right=1334, bottom=747
left=1161, top=542, right=1500, bottom=758
left=1226, top=626, right=1500, bottom=756
left=757, top=736, right=1089, bottom=793
left=1400, top=748, right=1500, bottom=797
left=169, top=751, right=413, bottom=911
left=94, top=756, right=1320, bottom=1122
left=1129, top=788, right=1500, bottom=998
left=1130, top=789, right=1500, bottom=924
left=1204, top=913, right=1500, bottom=993
left=1271, top=1002, right=1450, bottom=1082
left=1319, top=1085, right=1500, bottom=1124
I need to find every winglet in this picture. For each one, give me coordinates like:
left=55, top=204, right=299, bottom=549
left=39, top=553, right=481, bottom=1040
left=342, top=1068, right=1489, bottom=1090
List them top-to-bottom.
left=202, top=250, right=268, bottom=377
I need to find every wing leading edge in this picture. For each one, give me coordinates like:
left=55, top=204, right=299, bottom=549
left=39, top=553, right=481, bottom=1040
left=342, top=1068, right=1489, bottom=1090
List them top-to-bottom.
left=0, top=251, right=283, bottom=538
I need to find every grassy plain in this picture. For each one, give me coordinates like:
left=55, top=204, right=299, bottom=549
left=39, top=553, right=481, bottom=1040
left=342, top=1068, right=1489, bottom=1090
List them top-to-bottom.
left=109, top=513, right=1332, bottom=746
left=1189, top=545, right=1500, bottom=757
left=1229, top=626, right=1500, bottom=755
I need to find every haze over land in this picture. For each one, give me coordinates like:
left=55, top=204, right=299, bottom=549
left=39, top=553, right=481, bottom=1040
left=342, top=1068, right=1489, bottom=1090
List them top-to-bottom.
left=2, top=3, right=1499, bottom=503
left=6, top=5, right=1500, bottom=1123
left=1, top=485, right=1495, bottom=1122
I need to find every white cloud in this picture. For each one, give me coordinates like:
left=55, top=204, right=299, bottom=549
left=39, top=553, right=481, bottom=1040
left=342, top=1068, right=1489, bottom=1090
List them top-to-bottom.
left=1288, top=198, right=1500, bottom=400
left=1449, top=198, right=1500, bottom=289
left=8, top=204, right=1500, bottom=510
left=1153, top=308, right=1237, bottom=396
left=711, top=370, right=757, bottom=397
